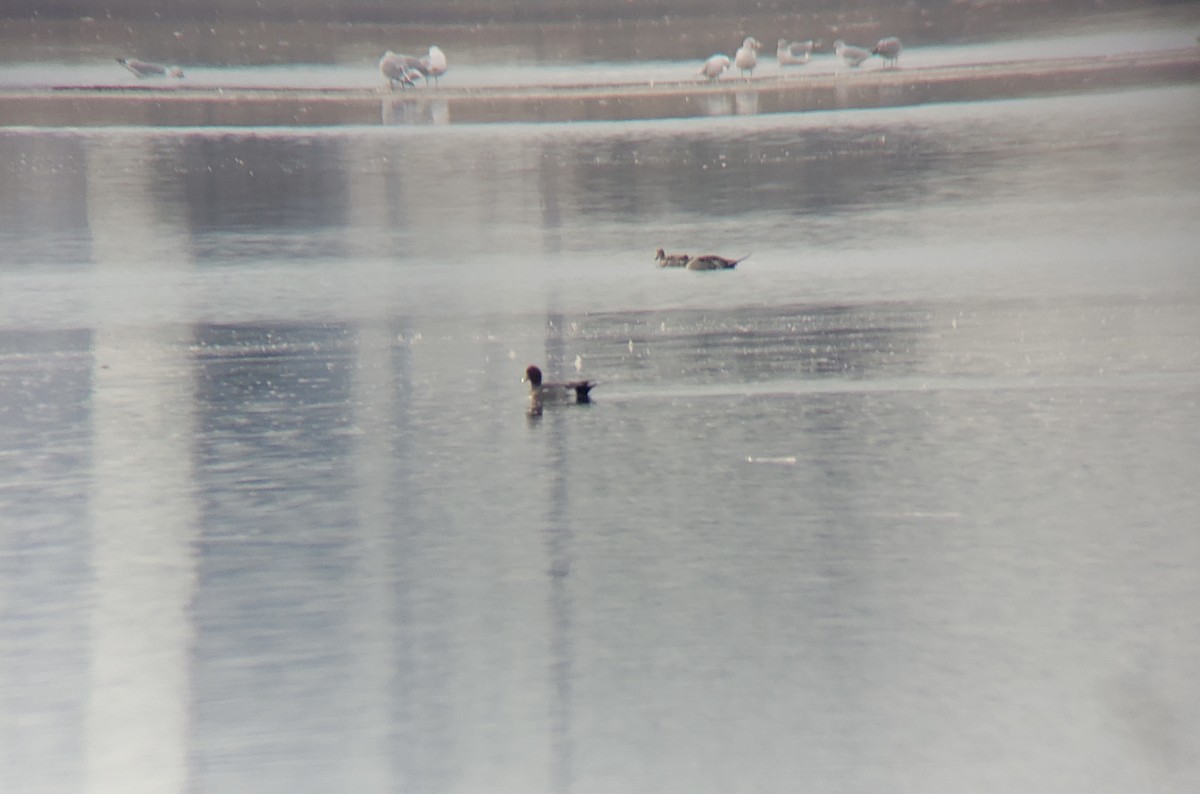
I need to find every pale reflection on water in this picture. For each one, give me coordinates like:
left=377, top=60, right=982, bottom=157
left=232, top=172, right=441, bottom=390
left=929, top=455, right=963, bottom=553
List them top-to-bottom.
left=1, top=82, right=1199, bottom=792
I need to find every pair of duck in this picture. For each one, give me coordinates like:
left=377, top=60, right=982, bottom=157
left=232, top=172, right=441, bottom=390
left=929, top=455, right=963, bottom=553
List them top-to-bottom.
left=379, top=45, right=448, bottom=89
left=655, top=248, right=747, bottom=271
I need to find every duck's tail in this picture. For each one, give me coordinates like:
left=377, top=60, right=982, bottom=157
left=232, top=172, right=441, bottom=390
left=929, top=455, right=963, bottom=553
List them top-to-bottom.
left=575, top=381, right=596, bottom=403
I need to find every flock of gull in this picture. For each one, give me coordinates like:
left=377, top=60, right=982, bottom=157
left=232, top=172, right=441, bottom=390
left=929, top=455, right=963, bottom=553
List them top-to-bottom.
left=114, top=33, right=899, bottom=91
left=702, top=35, right=902, bottom=80
left=111, top=47, right=452, bottom=88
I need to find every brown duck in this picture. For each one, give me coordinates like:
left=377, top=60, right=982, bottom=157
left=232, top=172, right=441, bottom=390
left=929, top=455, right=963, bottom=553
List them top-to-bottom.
left=655, top=248, right=690, bottom=268
left=685, top=253, right=749, bottom=270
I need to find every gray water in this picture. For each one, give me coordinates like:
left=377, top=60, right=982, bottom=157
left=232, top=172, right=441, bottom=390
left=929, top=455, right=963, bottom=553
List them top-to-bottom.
left=2, top=65, right=1200, bottom=794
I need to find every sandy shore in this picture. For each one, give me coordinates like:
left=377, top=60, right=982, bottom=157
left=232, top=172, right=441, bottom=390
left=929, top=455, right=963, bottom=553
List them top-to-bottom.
left=3, top=47, right=1197, bottom=127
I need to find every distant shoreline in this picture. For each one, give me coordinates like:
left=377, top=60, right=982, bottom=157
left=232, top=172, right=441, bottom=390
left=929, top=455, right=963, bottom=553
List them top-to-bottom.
left=0, top=0, right=1162, bottom=26
left=3, top=48, right=1197, bottom=128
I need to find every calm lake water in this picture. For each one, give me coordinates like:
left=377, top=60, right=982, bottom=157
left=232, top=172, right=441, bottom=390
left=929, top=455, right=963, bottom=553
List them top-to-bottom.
left=2, top=29, right=1200, bottom=794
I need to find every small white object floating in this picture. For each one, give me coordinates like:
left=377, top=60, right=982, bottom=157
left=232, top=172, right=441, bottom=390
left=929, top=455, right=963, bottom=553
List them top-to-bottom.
left=746, top=455, right=798, bottom=465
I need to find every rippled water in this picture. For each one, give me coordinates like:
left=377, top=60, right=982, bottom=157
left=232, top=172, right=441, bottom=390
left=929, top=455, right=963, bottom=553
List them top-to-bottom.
left=2, top=48, right=1199, bottom=794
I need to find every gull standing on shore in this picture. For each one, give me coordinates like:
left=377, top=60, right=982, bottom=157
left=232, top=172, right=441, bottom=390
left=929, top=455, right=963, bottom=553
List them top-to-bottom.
left=872, top=36, right=903, bottom=68
left=734, top=37, right=760, bottom=77
left=776, top=39, right=814, bottom=66
left=834, top=39, right=872, bottom=68
left=420, top=45, right=448, bottom=85
left=379, top=50, right=424, bottom=89
left=699, top=53, right=731, bottom=80
left=117, top=57, right=184, bottom=78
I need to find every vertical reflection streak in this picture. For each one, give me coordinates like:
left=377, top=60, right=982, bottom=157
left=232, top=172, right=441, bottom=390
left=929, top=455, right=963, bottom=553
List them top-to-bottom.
left=343, top=135, right=406, bottom=787
left=83, top=137, right=197, bottom=793
left=542, top=315, right=575, bottom=794
left=344, top=320, right=402, bottom=789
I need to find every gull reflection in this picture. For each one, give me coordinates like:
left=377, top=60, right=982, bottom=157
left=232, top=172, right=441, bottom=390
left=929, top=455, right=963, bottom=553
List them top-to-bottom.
left=735, top=89, right=760, bottom=115
left=701, top=92, right=733, bottom=116
left=382, top=97, right=450, bottom=126
left=83, top=133, right=196, bottom=794
left=541, top=312, right=577, bottom=794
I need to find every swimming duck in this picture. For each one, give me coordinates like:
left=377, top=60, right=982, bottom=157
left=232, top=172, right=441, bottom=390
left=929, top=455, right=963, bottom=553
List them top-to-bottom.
left=733, top=37, right=761, bottom=77
left=871, top=37, right=902, bottom=68
left=776, top=39, right=814, bottom=66
left=834, top=40, right=872, bottom=68
left=379, top=50, right=424, bottom=89
left=699, top=53, right=731, bottom=80
left=117, top=57, right=184, bottom=79
left=655, top=248, right=690, bottom=268
left=686, top=253, right=749, bottom=270
left=524, top=365, right=594, bottom=411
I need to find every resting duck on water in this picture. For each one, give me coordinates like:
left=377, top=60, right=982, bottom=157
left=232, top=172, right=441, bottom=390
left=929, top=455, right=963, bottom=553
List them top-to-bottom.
left=655, top=248, right=690, bottom=268
left=686, top=253, right=749, bottom=270
left=524, top=365, right=594, bottom=413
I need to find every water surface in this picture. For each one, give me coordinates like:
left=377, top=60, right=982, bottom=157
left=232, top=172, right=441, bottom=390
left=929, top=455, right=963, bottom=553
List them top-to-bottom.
left=1, top=65, right=1199, bottom=794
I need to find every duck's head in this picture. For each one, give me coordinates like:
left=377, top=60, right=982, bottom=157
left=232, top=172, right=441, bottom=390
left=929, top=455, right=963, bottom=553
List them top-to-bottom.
left=655, top=248, right=666, bottom=260
left=523, top=365, right=543, bottom=387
